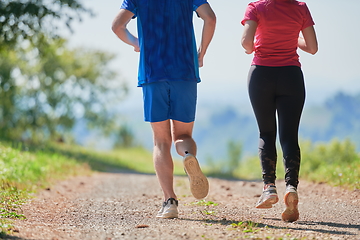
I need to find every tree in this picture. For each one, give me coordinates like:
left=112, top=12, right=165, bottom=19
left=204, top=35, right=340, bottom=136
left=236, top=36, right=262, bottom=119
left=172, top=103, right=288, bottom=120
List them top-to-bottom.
left=0, top=0, right=91, bottom=47
left=0, top=1, right=129, bottom=143
left=0, top=36, right=128, bottom=142
left=113, top=125, right=136, bottom=149
left=205, top=140, right=242, bottom=178
left=225, top=140, right=242, bottom=175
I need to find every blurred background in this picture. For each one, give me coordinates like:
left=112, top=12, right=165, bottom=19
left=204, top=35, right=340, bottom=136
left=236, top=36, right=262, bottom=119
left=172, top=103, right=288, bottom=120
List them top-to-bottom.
left=1, top=0, right=360, bottom=164
left=2, top=1, right=359, bottom=232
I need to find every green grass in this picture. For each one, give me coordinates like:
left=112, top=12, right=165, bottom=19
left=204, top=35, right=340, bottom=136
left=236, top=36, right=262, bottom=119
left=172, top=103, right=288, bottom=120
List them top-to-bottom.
left=300, top=139, right=360, bottom=189
left=0, top=142, right=92, bottom=234
left=41, top=142, right=185, bottom=175
left=0, top=144, right=91, bottom=189
left=192, top=200, right=219, bottom=206
left=228, top=220, right=259, bottom=233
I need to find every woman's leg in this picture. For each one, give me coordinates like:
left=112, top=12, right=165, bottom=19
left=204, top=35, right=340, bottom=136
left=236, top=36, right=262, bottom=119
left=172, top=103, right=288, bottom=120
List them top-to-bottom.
left=248, top=66, right=278, bottom=185
left=276, top=66, right=305, bottom=188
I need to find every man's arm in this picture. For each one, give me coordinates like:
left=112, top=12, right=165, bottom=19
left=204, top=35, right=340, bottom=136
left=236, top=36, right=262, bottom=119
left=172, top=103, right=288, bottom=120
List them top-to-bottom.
left=196, top=4, right=216, bottom=67
left=112, top=9, right=140, bottom=52
left=241, top=20, right=257, bottom=54
left=298, top=25, right=318, bottom=55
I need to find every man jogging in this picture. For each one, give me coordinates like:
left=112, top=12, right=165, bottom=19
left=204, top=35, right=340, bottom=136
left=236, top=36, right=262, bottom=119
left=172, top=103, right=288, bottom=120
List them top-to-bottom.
left=112, top=0, right=216, bottom=218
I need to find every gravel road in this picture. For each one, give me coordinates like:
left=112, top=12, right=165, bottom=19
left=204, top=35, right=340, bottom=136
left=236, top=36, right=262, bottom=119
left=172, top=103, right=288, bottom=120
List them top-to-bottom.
left=6, top=172, right=360, bottom=239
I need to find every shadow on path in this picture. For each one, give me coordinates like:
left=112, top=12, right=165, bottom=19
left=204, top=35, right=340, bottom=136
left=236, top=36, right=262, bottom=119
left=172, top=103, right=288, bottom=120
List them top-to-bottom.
left=176, top=217, right=359, bottom=237
left=0, top=233, right=24, bottom=240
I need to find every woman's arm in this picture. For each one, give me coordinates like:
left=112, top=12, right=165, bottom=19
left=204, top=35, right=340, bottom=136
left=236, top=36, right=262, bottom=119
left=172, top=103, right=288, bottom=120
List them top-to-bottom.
left=112, top=9, right=140, bottom=52
left=241, top=20, right=257, bottom=54
left=298, top=25, right=318, bottom=55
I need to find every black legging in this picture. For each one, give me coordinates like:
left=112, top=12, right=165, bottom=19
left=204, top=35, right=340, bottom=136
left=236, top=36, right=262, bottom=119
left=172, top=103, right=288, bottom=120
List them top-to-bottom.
left=248, top=65, right=305, bottom=188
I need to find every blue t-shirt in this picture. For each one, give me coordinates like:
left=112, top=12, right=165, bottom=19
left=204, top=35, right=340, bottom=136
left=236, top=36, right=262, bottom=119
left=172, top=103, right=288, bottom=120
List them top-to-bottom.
left=120, top=0, right=208, bottom=86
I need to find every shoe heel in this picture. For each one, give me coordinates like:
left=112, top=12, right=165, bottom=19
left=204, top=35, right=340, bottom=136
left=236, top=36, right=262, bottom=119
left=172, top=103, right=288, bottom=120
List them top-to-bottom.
left=183, top=154, right=209, bottom=199
left=282, top=192, right=299, bottom=222
left=285, top=192, right=298, bottom=209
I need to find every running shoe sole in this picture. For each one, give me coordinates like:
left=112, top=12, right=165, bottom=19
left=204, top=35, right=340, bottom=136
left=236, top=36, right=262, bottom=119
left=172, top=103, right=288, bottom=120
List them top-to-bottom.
left=183, top=154, right=209, bottom=199
left=282, top=191, right=299, bottom=222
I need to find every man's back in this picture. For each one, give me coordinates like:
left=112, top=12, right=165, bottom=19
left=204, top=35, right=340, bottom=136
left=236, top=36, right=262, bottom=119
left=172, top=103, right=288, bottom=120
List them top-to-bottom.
left=121, top=0, right=208, bottom=85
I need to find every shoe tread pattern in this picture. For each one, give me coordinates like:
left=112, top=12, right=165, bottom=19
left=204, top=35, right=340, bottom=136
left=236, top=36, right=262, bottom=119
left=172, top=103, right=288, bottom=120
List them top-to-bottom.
left=183, top=154, right=209, bottom=199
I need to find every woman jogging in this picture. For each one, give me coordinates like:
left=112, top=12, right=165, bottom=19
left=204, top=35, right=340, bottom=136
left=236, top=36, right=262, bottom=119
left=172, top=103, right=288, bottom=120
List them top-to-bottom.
left=241, top=0, right=318, bottom=222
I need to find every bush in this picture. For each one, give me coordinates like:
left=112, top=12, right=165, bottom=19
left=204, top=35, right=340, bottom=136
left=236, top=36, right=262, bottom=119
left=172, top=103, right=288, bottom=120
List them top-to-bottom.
left=231, top=138, right=360, bottom=190
left=300, top=139, right=360, bottom=189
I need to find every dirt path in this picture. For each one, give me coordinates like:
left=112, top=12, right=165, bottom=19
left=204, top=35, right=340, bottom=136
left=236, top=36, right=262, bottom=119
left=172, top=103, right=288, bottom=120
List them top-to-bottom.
left=6, top=172, right=360, bottom=240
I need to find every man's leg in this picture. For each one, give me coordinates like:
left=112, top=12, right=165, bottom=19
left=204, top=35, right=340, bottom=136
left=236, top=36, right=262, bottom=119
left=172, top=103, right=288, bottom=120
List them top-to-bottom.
left=151, top=120, right=177, bottom=201
left=172, top=120, right=196, bottom=156
left=172, top=120, right=209, bottom=199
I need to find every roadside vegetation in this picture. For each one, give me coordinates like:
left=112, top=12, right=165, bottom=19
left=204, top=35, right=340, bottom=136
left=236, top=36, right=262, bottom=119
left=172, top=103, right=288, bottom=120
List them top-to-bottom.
left=205, top=139, right=360, bottom=190
left=0, top=141, right=91, bottom=234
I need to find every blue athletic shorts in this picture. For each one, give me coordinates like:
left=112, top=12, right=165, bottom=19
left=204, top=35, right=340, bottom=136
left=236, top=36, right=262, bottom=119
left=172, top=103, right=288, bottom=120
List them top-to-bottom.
left=142, top=81, right=197, bottom=123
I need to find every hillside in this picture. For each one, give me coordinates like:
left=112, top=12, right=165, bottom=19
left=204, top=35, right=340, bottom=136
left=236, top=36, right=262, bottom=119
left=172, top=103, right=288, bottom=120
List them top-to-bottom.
left=73, top=91, right=360, bottom=164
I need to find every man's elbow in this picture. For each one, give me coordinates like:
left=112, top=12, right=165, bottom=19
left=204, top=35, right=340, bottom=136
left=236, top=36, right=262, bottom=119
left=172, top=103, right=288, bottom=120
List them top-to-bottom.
left=204, top=14, right=216, bottom=28
left=209, top=14, right=216, bottom=26
left=111, top=17, right=125, bottom=35
left=111, top=22, right=119, bottom=34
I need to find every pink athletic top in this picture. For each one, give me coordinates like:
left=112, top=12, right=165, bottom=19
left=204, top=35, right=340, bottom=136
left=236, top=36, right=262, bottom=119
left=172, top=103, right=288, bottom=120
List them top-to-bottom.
left=241, top=0, right=315, bottom=67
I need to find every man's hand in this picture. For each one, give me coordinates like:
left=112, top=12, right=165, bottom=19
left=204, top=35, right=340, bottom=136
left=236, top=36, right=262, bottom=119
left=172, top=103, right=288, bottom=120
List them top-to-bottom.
left=196, top=4, right=216, bottom=68
left=198, top=53, right=204, bottom=67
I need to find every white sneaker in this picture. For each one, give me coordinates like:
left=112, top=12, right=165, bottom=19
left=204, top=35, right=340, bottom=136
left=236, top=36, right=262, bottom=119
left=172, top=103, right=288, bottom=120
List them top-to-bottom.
left=183, top=153, right=209, bottom=199
left=255, top=184, right=279, bottom=208
left=156, top=198, right=178, bottom=219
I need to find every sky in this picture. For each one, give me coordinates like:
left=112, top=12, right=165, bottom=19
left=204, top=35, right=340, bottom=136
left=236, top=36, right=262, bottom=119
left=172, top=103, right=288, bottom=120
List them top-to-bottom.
left=64, top=0, right=360, bottom=113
